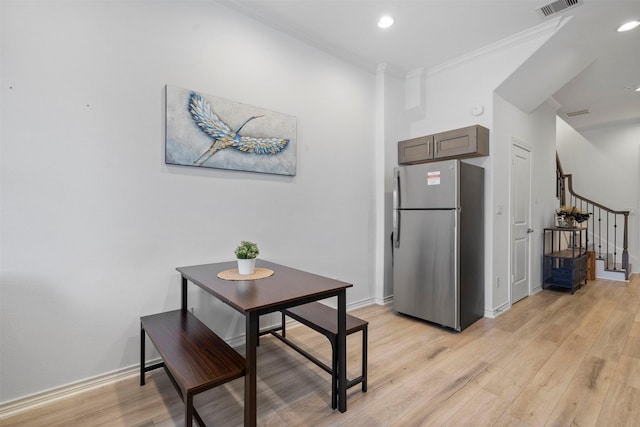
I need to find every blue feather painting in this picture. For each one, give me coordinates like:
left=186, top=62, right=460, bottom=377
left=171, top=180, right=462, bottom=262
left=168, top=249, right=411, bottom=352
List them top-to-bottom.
left=165, top=85, right=297, bottom=176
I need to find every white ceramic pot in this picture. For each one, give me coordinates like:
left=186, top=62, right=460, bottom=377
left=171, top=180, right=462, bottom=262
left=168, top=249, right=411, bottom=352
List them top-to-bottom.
left=237, top=258, right=256, bottom=275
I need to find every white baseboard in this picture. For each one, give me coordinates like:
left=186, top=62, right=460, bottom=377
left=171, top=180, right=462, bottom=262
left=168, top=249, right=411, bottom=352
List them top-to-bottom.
left=375, top=295, right=394, bottom=306
left=350, top=296, right=382, bottom=309
left=485, top=301, right=511, bottom=319
left=0, top=363, right=146, bottom=419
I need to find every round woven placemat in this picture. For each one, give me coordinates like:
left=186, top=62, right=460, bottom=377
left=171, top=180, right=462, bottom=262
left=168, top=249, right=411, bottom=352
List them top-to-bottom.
left=217, top=268, right=274, bottom=281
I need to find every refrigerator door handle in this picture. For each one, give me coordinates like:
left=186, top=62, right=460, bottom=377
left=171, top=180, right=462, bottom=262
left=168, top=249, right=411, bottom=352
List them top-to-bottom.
left=393, top=168, right=401, bottom=210
left=393, top=169, right=401, bottom=248
left=393, top=211, right=401, bottom=248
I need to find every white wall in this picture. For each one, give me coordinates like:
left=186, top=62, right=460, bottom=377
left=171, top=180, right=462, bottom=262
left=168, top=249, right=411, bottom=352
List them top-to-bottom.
left=0, top=1, right=375, bottom=403
left=377, top=66, right=410, bottom=300
left=492, top=95, right=558, bottom=311
left=556, top=119, right=640, bottom=272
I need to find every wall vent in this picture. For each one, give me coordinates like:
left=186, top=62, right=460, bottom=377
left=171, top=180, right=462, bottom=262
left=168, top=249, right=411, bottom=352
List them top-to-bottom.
left=538, top=0, right=581, bottom=17
left=565, top=109, right=590, bottom=117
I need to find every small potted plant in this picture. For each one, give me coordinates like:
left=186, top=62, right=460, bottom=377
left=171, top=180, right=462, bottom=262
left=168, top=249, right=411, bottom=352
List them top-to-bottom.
left=235, top=240, right=259, bottom=275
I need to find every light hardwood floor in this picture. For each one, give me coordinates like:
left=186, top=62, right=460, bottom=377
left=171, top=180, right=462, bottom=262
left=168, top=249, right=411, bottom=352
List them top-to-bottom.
left=3, top=275, right=640, bottom=426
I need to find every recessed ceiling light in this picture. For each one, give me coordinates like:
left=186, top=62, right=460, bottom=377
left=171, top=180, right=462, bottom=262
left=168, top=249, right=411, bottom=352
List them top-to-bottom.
left=377, top=15, right=394, bottom=29
left=617, top=20, right=640, bottom=32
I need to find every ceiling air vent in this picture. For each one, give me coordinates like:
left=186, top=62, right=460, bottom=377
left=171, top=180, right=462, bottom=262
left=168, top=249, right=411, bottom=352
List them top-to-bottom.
left=538, top=0, right=581, bottom=17
left=565, top=109, right=590, bottom=117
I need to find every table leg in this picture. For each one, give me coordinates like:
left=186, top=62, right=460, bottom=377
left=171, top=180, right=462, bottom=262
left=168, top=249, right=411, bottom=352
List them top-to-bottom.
left=337, top=290, right=347, bottom=412
left=245, top=311, right=259, bottom=427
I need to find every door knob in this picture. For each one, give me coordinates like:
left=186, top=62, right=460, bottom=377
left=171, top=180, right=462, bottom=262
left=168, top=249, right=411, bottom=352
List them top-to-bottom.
left=527, top=228, right=534, bottom=233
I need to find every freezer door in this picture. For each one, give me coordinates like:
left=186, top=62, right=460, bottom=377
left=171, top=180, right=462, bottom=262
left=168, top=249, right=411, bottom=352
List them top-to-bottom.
left=395, top=160, right=458, bottom=209
left=393, top=209, right=458, bottom=329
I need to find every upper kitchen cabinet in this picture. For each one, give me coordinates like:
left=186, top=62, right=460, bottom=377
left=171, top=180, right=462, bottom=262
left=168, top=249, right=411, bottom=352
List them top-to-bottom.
left=398, top=125, right=489, bottom=165
left=434, top=125, right=489, bottom=160
left=397, top=135, right=433, bottom=164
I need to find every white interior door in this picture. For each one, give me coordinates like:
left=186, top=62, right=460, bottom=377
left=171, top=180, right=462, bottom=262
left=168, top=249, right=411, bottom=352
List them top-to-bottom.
left=511, top=143, right=532, bottom=304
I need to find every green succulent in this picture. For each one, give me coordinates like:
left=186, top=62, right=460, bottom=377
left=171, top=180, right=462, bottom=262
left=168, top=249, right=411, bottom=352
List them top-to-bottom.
left=234, top=241, right=259, bottom=259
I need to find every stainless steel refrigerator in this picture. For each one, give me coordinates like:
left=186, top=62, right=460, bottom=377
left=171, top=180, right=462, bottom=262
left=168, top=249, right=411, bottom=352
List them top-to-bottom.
left=392, top=159, right=484, bottom=331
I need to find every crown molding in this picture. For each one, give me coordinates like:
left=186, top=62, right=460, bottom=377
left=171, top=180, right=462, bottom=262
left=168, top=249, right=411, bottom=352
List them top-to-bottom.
left=427, top=15, right=568, bottom=77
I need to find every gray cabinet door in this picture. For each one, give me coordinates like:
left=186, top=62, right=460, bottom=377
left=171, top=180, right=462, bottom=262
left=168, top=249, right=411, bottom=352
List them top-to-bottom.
left=434, top=125, right=489, bottom=159
left=398, top=135, right=433, bottom=164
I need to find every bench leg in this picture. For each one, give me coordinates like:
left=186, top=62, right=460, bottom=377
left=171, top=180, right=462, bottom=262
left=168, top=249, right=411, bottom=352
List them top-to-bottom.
left=140, top=324, right=146, bottom=386
left=362, top=327, right=368, bottom=392
left=331, top=338, right=338, bottom=410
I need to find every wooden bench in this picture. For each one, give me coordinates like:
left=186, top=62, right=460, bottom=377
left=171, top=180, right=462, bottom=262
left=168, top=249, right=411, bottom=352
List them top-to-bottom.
left=270, top=302, right=368, bottom=409
left=140, top=309, right=245, bottom=426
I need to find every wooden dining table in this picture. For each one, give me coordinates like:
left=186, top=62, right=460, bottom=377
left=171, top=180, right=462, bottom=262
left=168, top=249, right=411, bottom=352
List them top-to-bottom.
left=176, top=259, right=353, bottom=427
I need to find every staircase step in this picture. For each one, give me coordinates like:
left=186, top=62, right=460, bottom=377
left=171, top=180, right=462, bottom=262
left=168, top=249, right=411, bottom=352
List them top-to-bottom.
left=595, top=258, right=628, bottom=282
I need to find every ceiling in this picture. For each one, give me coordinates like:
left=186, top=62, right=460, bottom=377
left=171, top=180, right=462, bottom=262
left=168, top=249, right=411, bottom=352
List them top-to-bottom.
left=220, top=0, right=640, bottom=132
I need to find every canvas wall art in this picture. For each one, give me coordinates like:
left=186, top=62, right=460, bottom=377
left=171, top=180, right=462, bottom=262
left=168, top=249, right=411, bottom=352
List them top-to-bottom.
left=165, top=85, right=297, bottom=176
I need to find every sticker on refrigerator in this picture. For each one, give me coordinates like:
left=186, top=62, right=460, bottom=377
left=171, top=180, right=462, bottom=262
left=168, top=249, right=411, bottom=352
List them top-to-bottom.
left=427, top=171, right=441, bottom=185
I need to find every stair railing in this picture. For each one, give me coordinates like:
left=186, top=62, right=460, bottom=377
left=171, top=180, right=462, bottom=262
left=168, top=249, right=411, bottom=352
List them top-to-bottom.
left=557, top=154, right=630, bottom=280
